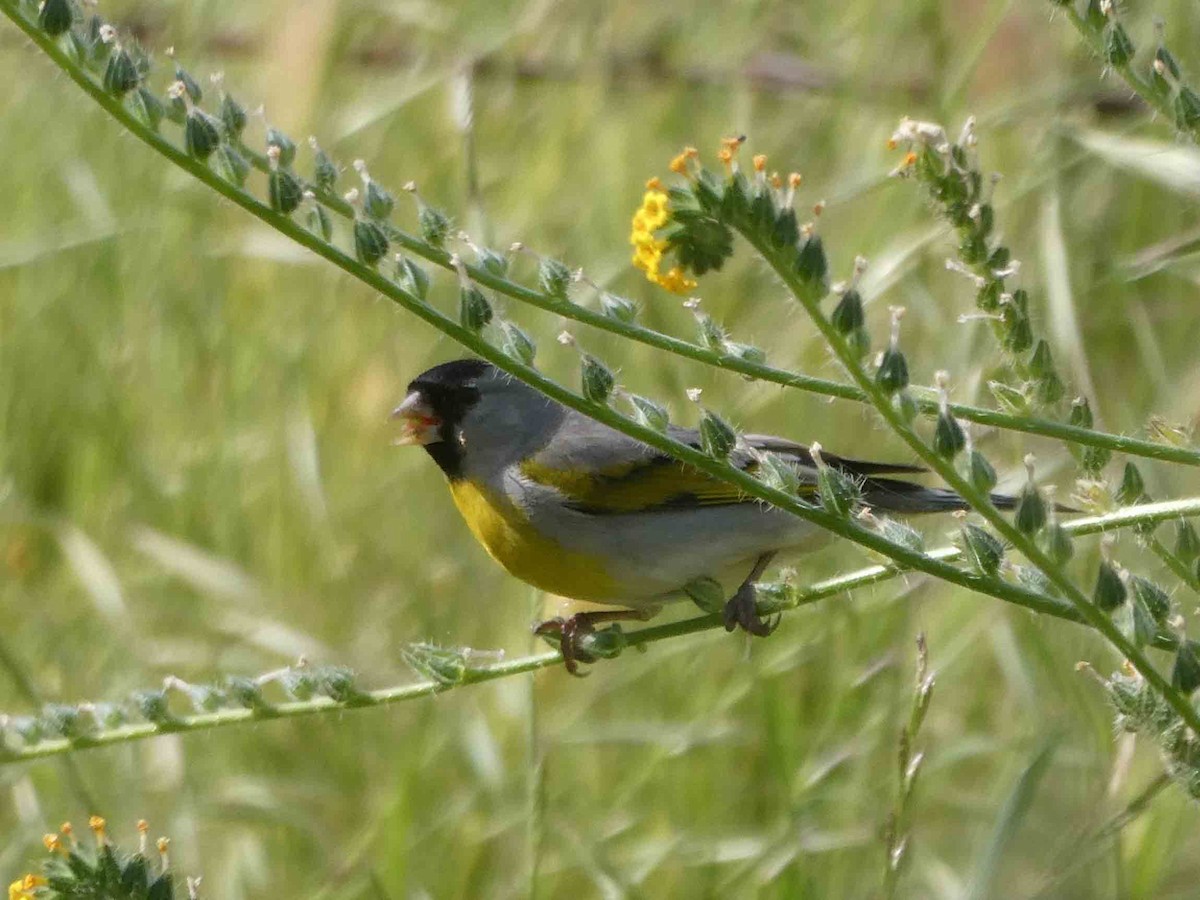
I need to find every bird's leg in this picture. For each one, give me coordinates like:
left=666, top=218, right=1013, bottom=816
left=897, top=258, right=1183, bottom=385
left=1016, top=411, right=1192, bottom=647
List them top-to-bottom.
left=723, top=552, right=780, bottom=637
left=534, top=608, right=656, bottom=676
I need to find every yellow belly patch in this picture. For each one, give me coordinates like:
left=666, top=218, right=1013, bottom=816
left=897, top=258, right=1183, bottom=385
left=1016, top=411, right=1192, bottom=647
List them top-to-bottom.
left=449, top=480, right=619, bottom=601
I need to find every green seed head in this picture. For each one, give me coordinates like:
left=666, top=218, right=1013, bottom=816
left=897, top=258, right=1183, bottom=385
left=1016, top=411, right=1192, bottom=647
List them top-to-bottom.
left=458, top=285, right=493, bottom=333
left=581, top=354, right=616, bottom=405
left=960, top=523, right=1005, bottom=575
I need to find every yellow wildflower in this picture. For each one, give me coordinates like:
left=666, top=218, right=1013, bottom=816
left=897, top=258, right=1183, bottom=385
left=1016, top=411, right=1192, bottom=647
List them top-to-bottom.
left=668, top=152, right=689, bottom=175
left=752, top=153, right=767, bottom=172
left=645, top=176, right=664, bottom=191
left=629, top=182, right=699, bottom=294
left=640, top=191, right=668, bottom=229
left=657, top=267, right=697, bottom=295
left=8, top=875, right=46, bottom=900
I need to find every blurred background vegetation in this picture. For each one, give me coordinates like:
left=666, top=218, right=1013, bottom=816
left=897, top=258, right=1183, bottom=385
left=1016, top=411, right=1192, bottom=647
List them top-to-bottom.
left=3, top=0, right=1200, bottom=896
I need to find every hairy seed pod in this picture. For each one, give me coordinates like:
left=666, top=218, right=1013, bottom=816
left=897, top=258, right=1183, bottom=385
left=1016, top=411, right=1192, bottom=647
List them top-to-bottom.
left=38, top=0, right=75, bottom=36
left=1104, top=22, right=1135, bottom=67
left=103, top=47, right=139, bottom=96
left=130, top=87, right=165, bottom=131
left=1175, top=87, right=1200, bottom=131
left=219, top=92, right=247, bottom=138
left=183, top=109, right=221, bottom=160
left=266, top=127, right=296, bottom=168
left=214, top=143, right=250, bottom=187
left=313, top=146, right=339, bottom=193
left=268, top=168, right=304, bottom=214
left=363, top=179, right=395, bottom=221
left=306, top=202, right=332, bottom=241
left=418, top=205, right=452, bottom=246
left=771, top=208, right=799, bottom=250
left=354, top=219, right=389, bottom=266
left=795, top=233, right=828, bottom=288
left=396, top=257, right=430, bottom=301
left=538, top=258, right=573, bottom=299
left=458, top=285, right=493, bottom=333
left=831, top=289, right=864, bottom=334
left=600, top=293, right=638, bottom=324
left=695, top=313, right=725, bottom=351
left=500, top=321, right=537, bottom=366
left=1029, top=340, right=1055, bottom=379
left=725, top=341, right=767, bottom=365
left=876, top=348, right=909, bottom=394
left=580, top=354, right=615, bottom=404
left=892, top=391, right=918, bottom=424
left=629, top=394, right=669, bottom=432
left=1069, top=396, right=1093, bottom=429
left=698, top=408, right=737, bottom=460
left=933, top=411, right=966, bottom=459
left=966, top=449, right=997, bottom=493
left=756, top=452, right=802, bottom=495
left=1115, top=462, right=1146, bottom=506
left=817, top=465, right=862, bottom=519
left=1014, top=482, right=1047, bottom=535
left=879, top=517, right=925, bottom=554
left=1175, top=521, right=1200, bottom=566
left=1039, top=522, right=1074, bottom=566
left=960, top=524, right=1004, bottom=576
left=1093, top=560, right=1126, bottom=612
left=1130, top=575, right=1171, bottom=624
left=1172, top=643, right=1200, bottom=695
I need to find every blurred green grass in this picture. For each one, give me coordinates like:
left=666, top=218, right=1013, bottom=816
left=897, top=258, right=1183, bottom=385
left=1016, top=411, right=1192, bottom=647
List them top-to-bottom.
left=3, top=0, right=1200, bottom=896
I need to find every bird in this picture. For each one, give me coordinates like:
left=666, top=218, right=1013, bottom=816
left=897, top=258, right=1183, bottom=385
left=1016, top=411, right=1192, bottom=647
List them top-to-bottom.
left=393, top=357, right=1012, bottom=673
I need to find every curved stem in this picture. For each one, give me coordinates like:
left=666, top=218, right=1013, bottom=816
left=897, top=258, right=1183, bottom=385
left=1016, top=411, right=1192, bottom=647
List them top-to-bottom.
left=4, top=496, right=1199, bottom=766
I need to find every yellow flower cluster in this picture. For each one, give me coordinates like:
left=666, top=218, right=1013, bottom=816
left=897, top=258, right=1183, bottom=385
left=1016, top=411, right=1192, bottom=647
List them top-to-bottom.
left=629, top=185, right=696, bottom=295
left=8, top=875, right=46, bottom=900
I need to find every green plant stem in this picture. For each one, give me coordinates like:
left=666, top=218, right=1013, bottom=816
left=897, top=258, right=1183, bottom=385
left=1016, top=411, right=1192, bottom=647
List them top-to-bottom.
left=6, top=0, right=1184, bottom=470
left=1061, top=7, right=1190, bottom=138
left=740, top=230, right=1200, bottom=736
left=4, top=497, right=1199, bottom=766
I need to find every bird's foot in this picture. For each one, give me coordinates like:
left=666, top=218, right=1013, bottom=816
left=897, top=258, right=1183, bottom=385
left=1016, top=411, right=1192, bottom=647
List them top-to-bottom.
left=722, top=580, right=780, bottom=637
left=534, top=609, right=654, bottom=676
left=533, top=616, right=598, bottom=676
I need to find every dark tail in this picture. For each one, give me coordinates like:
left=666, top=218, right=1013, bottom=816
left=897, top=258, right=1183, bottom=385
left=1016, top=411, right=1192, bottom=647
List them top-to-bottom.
left=862, top=477, right=1017, bottom=514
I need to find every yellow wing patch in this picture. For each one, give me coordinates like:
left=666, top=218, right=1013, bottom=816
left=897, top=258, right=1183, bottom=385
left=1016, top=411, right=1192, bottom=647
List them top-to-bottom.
left=520, top=458, right=758, bottom=513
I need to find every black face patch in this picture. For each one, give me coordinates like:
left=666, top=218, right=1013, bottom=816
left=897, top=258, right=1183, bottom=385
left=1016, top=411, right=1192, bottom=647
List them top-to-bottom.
left=407, top=358, right=492, bottom=478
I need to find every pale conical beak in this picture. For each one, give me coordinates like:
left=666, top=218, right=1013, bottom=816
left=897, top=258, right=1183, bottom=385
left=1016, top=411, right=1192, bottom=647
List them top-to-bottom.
left=390, top=391, right=442, bottom=446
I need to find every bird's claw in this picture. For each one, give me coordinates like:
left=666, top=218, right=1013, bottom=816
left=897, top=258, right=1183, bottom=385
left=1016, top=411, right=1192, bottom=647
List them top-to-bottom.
left=722, top=583, right=780, bottom=637
left=533, top=616, right=597, bottom=677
